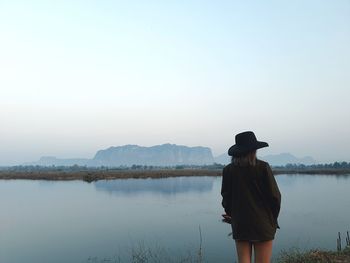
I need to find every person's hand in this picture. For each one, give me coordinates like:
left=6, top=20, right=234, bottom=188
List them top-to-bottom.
left=221, top=214, right=231, bottom=224
left=222, top=214, right=231, bottom=220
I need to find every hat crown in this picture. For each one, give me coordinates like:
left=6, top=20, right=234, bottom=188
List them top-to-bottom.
left=228, top=131, right=268, bottom=156
left=235, top=131, right=258, bottom=146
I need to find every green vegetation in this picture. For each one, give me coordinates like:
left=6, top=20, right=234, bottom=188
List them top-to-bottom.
left=0, top=161, right=349, bottom=181
left=1, top=161, right=350, bottom=173
left=283, top=161, right=350, bottom=169
left=273, top=162, right=350, bottom=175
left=0, top=163, right=225, bottom=172
left=0, top=167, right=221, bottom=181
left=85, top=230, right=350, bottom=262
left=86, top=243, right=203, bottom=263
left=85, top=245, right=350, bottom=263
left=275, top=246, right=350, bottom=263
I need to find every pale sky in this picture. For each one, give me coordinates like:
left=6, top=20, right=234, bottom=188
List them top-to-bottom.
left=0, top=0, right=349, bottom=165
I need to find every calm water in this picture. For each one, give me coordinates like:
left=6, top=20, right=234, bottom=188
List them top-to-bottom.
left=0, top=174, right=349, bottom=262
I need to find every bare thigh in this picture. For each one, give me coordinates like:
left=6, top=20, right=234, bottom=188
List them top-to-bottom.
left=235, top=240, right=252, bottom=263
left=253, top=240, right=273, bottom=263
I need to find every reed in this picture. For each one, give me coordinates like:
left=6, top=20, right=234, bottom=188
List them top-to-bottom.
left=86, top=226, right=204, bottom=263
left=86, top=230, right=350, bottom=262
left=337, top=231, right=342, bottom=252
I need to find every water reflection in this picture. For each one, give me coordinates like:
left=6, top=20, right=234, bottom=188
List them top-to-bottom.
left=1, top=174, right=350, bottom=263
left=274, top=174, right=350, bottom=253
left=94, top=176, right=214, bottom=196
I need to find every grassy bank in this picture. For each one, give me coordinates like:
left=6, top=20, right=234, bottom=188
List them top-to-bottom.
left=0, top=168, right=349, bottom=181
left=0, top=169, right=221, bottom=182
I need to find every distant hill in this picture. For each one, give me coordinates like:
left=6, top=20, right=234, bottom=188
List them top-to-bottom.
left=29, top=144, right=215, bottom=167
left=93, top=144, right=214, bottom=166
left=28, top=145, right=316, bottom=167
left=214, top=152, right=316, bottom=166
left=214, top=153, right=231, bottom=165
left=260, top=153, right=316, bottom=166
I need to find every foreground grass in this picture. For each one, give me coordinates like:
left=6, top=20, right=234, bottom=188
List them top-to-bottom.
left=86, top=241, right=204, bottom=263
left=85, top=245, right=350, bottom=263
left=276, top=246, right=350, bottom=263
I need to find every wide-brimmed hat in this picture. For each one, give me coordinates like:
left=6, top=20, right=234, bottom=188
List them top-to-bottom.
left=228, top=131, right=268, bottom=157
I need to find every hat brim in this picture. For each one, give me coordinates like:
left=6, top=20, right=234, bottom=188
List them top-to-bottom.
left=228, top=141, right=268, bottom=157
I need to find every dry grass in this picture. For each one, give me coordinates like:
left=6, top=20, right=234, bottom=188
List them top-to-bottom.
left=0, top=167, right=349, bottom=182
left=0, top=169, right=221, bottom=182
left=276, top=246, right=350, bottom=263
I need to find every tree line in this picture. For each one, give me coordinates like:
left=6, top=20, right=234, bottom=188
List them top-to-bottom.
left=1, top=161, right=349, bottom=172
left=275, top=161, right=350, bottom=170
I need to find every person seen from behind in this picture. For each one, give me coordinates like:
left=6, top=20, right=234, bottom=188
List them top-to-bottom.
left=221, top=131, right=281, bottom=263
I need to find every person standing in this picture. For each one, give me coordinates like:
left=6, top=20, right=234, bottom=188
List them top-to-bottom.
left=221, top=131, right=281, bottom=263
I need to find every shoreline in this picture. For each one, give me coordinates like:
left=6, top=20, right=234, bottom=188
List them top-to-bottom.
left=0, top=168, right=349, bottom=182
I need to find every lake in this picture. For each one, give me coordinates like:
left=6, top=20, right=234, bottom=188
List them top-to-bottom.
left=0, top=174, right=349, bottom=262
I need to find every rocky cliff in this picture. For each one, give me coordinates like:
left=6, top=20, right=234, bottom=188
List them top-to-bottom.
left=92, top=143, right=214, bottom=166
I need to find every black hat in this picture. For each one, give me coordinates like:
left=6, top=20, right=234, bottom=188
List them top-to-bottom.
left=228, top=131, right=268, bottom=157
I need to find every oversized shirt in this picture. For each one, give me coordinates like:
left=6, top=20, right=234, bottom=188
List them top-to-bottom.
left=221, top=159, right=281, bottom=241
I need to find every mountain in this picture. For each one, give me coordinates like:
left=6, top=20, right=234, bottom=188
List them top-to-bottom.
left=29, top=144, right=215, bottom=167
left=92, top=144, right=214, bottom=166
left=28, top=145, right=316, bottom=167
left=214, top=152, right=316, bottom=166
left=214, top=153, right=231, bottom=165
left=259, top=153, right=316, bottom=166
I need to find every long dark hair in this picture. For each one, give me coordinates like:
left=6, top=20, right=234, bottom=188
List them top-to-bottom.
left=231, top=150, right=257, bottom=167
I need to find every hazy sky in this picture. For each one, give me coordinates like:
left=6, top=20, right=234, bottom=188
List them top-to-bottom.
left=1, top=0, right=349, bottom=165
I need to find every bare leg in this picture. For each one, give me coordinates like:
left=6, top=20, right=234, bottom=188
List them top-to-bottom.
left=235, top=240, right=252, bottom=263
left=253, top=240, right=273, bottom=263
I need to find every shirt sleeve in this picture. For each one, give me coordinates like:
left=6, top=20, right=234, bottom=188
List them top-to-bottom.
left=265, top=163, right=281, bottom=227
left=221, top=165, right=232, bottom=215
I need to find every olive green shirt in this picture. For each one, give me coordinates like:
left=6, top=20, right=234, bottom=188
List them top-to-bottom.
left=221, top=159, right=281, bottom=241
